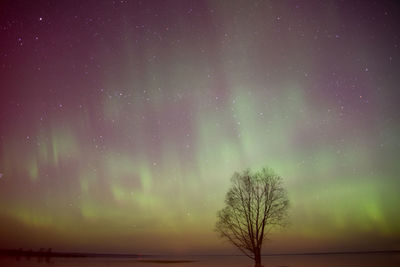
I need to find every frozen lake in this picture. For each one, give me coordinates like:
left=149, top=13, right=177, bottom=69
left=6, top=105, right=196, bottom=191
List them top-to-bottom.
left=1, top=253, right=399, bottom=267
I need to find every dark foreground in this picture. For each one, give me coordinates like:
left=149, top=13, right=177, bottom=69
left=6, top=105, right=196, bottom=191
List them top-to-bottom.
left=1, top=252, right=400, bottom=267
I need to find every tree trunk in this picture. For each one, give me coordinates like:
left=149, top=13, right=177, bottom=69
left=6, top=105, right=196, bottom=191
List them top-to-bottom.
left=254, top=247, right=262, bottom=267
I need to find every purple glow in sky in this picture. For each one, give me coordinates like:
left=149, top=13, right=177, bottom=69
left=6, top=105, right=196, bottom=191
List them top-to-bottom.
left=0, top=0, right=399, bottom=254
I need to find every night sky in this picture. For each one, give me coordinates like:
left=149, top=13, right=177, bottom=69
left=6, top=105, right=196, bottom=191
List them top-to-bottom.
left=1, top=0, right=400, bottom=254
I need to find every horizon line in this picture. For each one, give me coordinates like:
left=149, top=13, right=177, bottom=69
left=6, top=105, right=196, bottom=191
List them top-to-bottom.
left=1, top=248, right=399, bottom=258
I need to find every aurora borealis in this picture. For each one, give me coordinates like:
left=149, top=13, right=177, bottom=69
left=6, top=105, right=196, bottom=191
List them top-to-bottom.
left=1, top=0, right=400, bottom=254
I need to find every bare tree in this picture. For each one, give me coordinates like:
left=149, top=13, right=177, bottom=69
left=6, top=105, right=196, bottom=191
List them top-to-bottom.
left=215, top=168, right=289, bottom=267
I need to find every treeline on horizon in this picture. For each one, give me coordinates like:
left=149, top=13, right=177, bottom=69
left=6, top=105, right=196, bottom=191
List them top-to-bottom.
left=0, top=248, right=141, bottom=258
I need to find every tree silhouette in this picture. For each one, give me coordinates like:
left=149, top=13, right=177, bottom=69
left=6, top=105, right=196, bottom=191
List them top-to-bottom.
left=215, top=168, right=289, bottom=267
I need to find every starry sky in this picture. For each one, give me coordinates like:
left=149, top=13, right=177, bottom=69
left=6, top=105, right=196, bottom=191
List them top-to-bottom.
left=0, top=0, right=400, bottom=254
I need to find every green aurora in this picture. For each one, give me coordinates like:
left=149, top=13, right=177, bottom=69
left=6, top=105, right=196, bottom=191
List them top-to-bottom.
left=0, top=0, right=399, bottom=254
